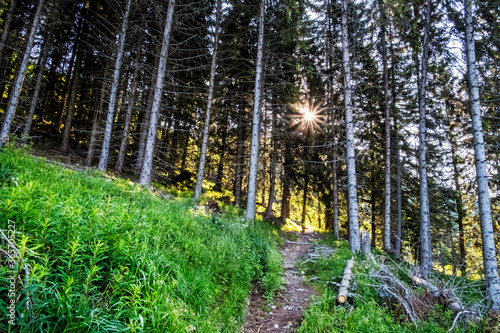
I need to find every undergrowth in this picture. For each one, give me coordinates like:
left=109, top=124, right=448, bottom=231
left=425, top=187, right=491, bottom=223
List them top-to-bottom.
left=0, top=146, right=282, bottom=332
left=298, top=236, right=487, bottom=333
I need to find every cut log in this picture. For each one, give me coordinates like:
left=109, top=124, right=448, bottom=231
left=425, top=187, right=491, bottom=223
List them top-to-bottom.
left=338, top=257, right=355, bottom=303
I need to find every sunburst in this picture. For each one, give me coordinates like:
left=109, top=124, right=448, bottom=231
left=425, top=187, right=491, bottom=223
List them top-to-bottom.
left=289, top=100, right=324, bottom=137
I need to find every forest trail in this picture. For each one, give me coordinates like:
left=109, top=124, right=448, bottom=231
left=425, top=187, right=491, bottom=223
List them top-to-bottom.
left=244, top=230, right=322, bottom=332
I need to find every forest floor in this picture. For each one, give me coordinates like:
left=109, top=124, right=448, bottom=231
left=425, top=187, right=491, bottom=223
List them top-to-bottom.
left=244, top=230, right=328, bottom=332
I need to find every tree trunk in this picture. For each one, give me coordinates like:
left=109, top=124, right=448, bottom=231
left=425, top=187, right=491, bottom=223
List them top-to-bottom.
left=0, top=0, right=45, bottom=146
left=0, top=0, right=18, bottom=62
left=98, top=0, right=131, bottom=171
left=138, top=0, right=176, bottom=186
left=194, top=0, right=222, bottom=199
left=244, top=0, right=266, bottom=221
left=341, top=0, right=360, bottom=252
left=380, top=0, right=392, bottom=253
left=418, top=0, right=432, bottom=278
left=464, top=0, right=500, bottom=311
left=22, top=28, right=53, bottom=141
left=116, top=28, right=143, bottom=174
left=136, top=43, right=161, bottom=175
left=61, top=48, right=83, bottom=154
left=86, top=62, right=109, bottom=166
left=445, top=102, right=466, bottom=276
left=264, top=109, right=278, bottom=219
left=234, top=122, right=244, bottom=206
left=213, top=127, right=227, bottom=192
left=281, top=142, right=291, bottom=222
left=301, top=172, right=309, bottom=232
left=338, top=257, right=355, bottom=303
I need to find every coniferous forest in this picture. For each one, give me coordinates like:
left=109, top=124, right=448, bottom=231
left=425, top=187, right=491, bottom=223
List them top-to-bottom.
left=0, top=0, right=499, bottom=332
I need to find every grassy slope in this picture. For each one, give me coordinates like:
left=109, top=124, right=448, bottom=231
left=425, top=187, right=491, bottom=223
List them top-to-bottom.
left=0, top=147, right=282, bottom=332
left=297, top=237, right=487, bottom=333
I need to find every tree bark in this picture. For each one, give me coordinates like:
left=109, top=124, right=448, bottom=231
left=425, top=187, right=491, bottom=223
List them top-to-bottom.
left=0, top=0, right=45, bottom=146
left=0, top=0, right=18, bottom=62
left=98, top=0, right=131, bottom=171
left=138, top=0, right=176, bottom=185
left=193, top=0, right=221, bottom=199
left=245, top=0, right=266, bottom=221
left=341, top=0, right=360, bottom=252
left=380, top=0, right=392, bottom=253
left=418, top=0, right=432, bottom=278
left=464, top=0, right=500, bottom=311
left=22, top=28, right=53, bottom=141
left=116, top=28, right=143, bottom=174
left=61, top=48, right=83, bottom=154
left=86, top=62, right=109, bottom=166
left=264, top=109, right=278, bottom=219
left=234, top=121, right=244, bottom=206
left=338, top=257, right=355, bottom=303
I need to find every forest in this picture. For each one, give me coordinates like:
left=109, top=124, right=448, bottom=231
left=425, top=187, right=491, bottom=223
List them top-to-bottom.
left=0, top=0, right=499, bottom=331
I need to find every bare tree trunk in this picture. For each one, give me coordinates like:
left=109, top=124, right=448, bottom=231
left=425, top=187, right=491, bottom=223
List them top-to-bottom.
left=0, top=0, right=45, bottom=146
left=0, top=0, right=18, bottom=62
left=98, top=0, right=131, bottom=171
left=138, top=0, right=175, bottom=185
left=194, top=0, right=221, bottom=200
left=245, top=0, right=266, bottom=221
left=341, top=0, right=360, bottom=252
left=380, top=0, right=392, bottom=253
left=418, top=0, right=432, bottom=278
left=464, top=0, right=500, bottom=311
left=22, top=28, right=53, bottom=140
left=116, top=29, right=143, bottom=174
left=136, top=43, right=161, bottom=175
left=61, top=49, right=83, bottom=154
left=86, top=62, right=109, bottom=166
left=445, top=103, right=466, bottom=276
left=264, top=109, right=278, bottom=219
left=332, top=115, right=339, bottom=238
left=234, top=122, right=244, bottom=206
left=281, top=141, right=291, bottom=222
left=301, top=172, right=309, bottom=232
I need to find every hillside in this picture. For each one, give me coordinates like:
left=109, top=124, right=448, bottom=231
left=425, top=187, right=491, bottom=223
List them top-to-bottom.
left=0, top=147, right=282, bottom=332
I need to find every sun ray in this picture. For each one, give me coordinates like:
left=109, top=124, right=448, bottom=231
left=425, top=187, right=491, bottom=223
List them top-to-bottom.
left=289, top=100, right=325, bottom=137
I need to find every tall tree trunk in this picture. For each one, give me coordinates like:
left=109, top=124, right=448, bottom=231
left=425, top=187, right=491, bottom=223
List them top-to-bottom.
left=0, top=0, right=45, bottom=146
left=0, top=0, right=18, bottom=62
left=98, top=0, right=131, bottom=171
left=138, top=0, right=175, bottom=185
left=194, top=0, right=221, bottom=200
left=244, top=0, right=266, bottom=221
left=341, top=0, right=360, bottom=252
left=380, top=0, right=392, bottom=253
left=418, top=0, right=432, bottom=278
left=464, top=0, right=500, bottom=311
left=22, top=28, right=53, bottom=141
left=116, top=28, right=143, bottom=174
left=136, top=43, right=161, bottom=175
left=61, top=48, right=83, bottom=154
left=86, top=62, right=109, bottom=166
left=394, top=102, right=403, bottom=258
left=445, top=102, right=466, bottom=276
left=264, top=109, right=278, bottom=219
left=332, top=112, right=339, bottom=238
left=234, top=120, right=244, bottom=206
left=213, top=125, right=228, bottom=192
left=281, top=141, right=291, bottom=222
left=371, top=169, right=377, bottom=249
left=301, top=172, right=309, bottom=232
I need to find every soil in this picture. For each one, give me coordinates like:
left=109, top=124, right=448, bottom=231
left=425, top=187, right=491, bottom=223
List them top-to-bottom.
left=243, top=230, right=319, bottom=333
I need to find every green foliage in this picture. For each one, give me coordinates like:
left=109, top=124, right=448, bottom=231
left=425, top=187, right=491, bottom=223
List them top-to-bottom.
left=0, top=147, right=283, bottom=332
left=298, top=239, right=484, bottom=333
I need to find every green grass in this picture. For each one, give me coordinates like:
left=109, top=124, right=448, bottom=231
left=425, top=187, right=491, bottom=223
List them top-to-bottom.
left=0, top=146, right=283, bottom=332
left=297, top=237, right=486, bottom=333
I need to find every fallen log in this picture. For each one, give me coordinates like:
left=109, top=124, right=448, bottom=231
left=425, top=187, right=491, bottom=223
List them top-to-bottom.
left=338, top=257, right=355, bottom=303
left=411, top=275, right=477, bottom=319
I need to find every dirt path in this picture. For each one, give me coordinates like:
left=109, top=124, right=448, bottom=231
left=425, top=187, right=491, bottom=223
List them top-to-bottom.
left=243, top=231, right=319, bottom=333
